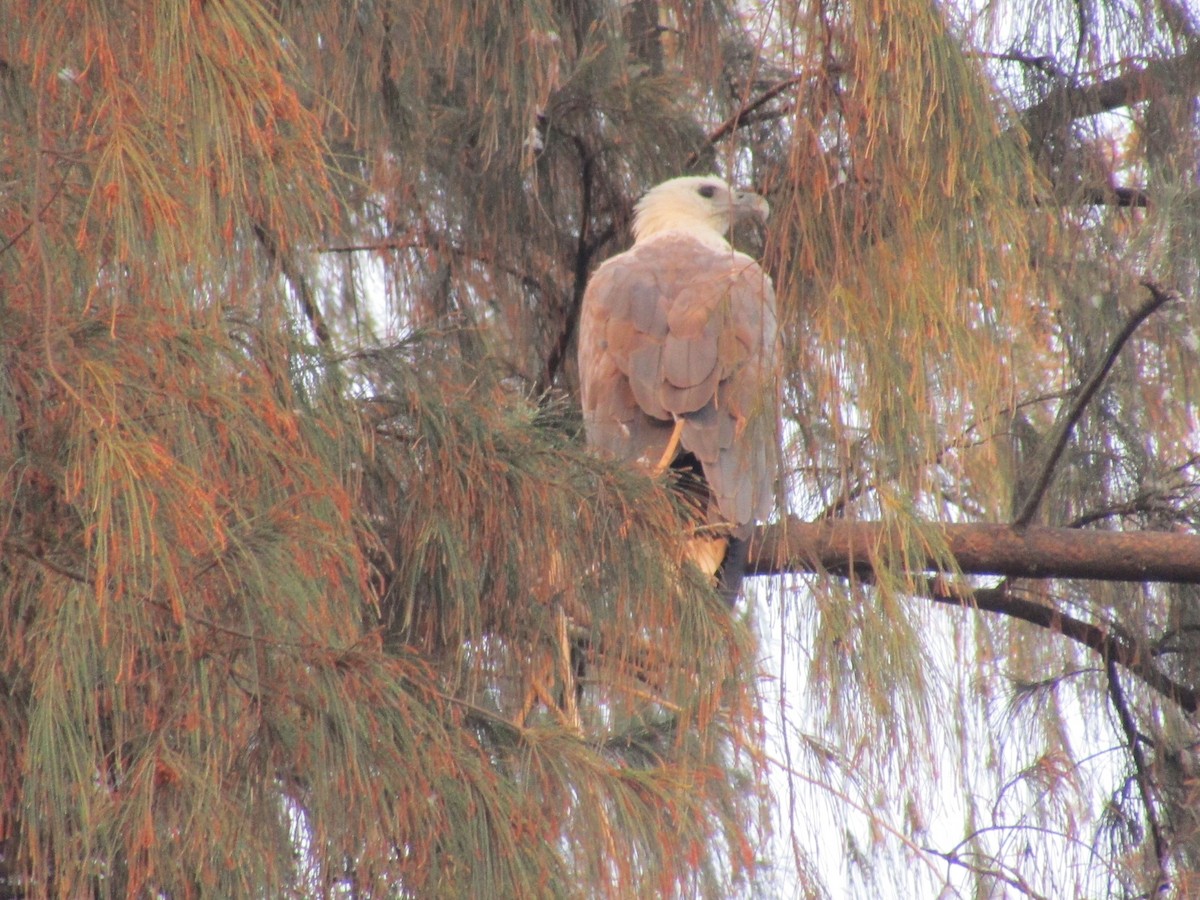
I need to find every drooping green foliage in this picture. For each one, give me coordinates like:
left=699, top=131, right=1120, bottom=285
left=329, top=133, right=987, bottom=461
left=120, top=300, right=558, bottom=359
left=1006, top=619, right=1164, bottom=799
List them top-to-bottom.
left=1, top=0, right=1199, bottom=896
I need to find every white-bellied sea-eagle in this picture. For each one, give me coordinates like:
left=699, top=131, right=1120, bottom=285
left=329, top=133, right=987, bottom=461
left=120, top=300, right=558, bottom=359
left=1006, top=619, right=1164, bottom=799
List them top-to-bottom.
left=578, top=175, right=778, bottom=601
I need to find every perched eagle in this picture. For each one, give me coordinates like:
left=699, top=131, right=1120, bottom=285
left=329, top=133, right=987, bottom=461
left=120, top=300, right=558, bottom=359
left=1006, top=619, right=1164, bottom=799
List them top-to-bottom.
left=578, top=175, right=778, bottom=601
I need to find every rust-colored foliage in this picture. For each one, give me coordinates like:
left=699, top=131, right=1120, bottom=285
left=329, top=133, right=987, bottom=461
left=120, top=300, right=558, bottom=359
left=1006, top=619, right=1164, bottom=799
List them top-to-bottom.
left=2, top=0, right=1199, bottom=896
left=0, top=2, right=763, bottom=897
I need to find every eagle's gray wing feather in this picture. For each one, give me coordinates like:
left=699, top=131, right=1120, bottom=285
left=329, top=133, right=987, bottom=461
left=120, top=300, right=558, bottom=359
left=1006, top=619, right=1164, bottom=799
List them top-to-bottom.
left=579, top=235, right=777, bottom=532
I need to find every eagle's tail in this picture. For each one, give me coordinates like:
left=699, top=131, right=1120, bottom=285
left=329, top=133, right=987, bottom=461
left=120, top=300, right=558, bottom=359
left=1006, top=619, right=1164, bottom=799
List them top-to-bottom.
left=716, top=535, right=750, bottom=606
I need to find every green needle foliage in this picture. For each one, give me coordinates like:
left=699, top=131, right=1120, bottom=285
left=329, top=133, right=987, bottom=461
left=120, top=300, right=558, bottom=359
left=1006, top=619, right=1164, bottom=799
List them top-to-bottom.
left=1, top=0, right=1199, bottom=897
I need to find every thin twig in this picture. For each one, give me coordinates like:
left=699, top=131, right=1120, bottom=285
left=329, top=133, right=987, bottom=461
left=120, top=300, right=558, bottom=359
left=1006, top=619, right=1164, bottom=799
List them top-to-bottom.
left=977, top=50, right=1063, bottom=75
left=684, top=76, right=804, bottom=169
left=32, top=91, right=97, bottom=426
left=537, top=137, right=596, bottom=394
left=0, top=172, right=66, bottom=258
left=1079, top=186, right=1150, bottom=208
left=254, top=222, right=332, bottom=349
left=320, top=235, right=550, bottom=298
left=1012, top=281, right=1179, bottom=527
left=3, top=540, right=89, bottom=583
left=1105, top=659, right=1170, bottom=893
left=765, top=750, right=949, bottom=884
left=925, top=847, right=1046, bottom=898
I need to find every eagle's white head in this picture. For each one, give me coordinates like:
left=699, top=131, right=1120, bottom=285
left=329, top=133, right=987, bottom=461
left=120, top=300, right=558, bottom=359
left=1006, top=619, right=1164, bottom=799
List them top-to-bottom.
left=631, top=175, right=770, bottom=247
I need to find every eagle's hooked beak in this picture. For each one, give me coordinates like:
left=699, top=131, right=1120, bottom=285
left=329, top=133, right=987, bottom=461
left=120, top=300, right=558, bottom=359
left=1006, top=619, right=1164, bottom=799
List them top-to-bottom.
left=732, top=190, right=770, bottom=225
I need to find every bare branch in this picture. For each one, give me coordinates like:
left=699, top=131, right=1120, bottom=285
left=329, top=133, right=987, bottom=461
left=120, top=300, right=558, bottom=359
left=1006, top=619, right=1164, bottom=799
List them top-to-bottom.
left=1021, top=42, right=1200, bottom=147
left=684, top=77, right=804, bottom=170
left=537, top=137, right=596, bottom=395
left=0, top=167, right=67, bottom=258
left=1079, top=186, right=1150, bottom=208
left=254, top=223, right=332, bottom=349
left=1012, top=282, right=1179, bottom=527
left=3, top=539, right=89, bottom=583
left=927, top=582, right=1198, bottom=713
left=1106, top=659, right=1169, bottom=889
left=924, top=845, right=1047, bottom=899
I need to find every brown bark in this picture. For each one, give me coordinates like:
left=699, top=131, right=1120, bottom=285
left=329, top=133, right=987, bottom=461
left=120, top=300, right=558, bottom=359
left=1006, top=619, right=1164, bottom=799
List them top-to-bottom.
left=1020, top=42, right=1200, bottom=148
left=751, top=519, right=1200, bottom=584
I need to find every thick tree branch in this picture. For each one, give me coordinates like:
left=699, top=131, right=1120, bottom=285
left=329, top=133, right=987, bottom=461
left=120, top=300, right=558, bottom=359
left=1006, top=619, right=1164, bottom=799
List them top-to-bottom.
left=1020, top=42, right=1200, bottom=147
left=1012, top=281, right=1179, bottom=526
left=751, top=519, right=1200, bottom=584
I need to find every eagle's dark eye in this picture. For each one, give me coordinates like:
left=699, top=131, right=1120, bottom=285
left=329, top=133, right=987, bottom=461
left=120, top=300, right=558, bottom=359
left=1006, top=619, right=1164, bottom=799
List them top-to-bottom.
left=697, top=184, right=717, bottom=199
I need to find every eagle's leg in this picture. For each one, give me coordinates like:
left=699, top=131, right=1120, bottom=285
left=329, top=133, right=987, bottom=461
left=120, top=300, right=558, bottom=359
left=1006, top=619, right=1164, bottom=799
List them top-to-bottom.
left=652, top=417, right=686, bottom=475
